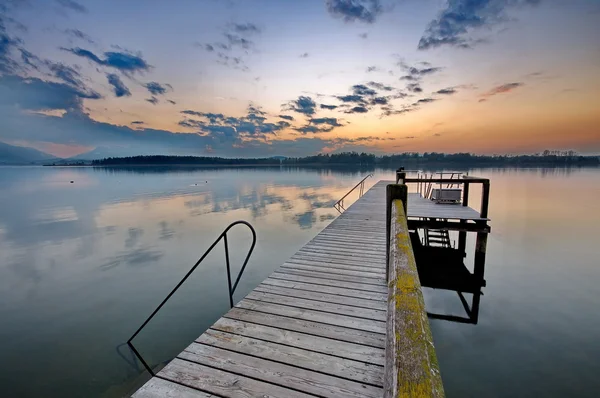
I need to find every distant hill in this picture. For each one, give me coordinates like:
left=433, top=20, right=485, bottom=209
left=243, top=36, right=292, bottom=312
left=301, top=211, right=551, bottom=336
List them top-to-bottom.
left=0, top=142, right=58, bottom=165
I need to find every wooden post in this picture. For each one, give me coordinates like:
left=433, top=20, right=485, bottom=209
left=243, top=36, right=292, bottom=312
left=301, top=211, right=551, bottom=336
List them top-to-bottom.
left=395, top=167, right=406, bottom=184
left=480, top=181, right=490, bottom=219
left=462, top=182, right=470, bottom=207
left=386, top=184, right=407, bottom=282
left=385, top=198, right=445, bottom=398
left=473, top=230, right=488, bottom=300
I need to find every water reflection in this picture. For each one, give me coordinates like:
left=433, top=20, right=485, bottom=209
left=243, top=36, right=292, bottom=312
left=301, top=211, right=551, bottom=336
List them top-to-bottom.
left=0, top=165, right=361, bottom=397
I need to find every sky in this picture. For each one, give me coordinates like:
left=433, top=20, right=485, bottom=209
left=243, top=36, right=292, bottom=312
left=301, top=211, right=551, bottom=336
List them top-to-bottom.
left=0, top=0, right=599, bottom=158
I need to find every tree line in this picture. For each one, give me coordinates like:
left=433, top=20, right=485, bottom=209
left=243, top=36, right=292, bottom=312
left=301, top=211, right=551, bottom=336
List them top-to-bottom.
left=90, top=151, right=599, bottom=167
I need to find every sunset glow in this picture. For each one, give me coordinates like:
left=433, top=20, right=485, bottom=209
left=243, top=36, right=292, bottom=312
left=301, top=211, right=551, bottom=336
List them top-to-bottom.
left=1, top=0, right=599, bottom=158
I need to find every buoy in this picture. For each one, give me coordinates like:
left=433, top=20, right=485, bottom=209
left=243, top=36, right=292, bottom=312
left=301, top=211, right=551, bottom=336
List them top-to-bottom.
left=70, top=181, right=74, bottom=183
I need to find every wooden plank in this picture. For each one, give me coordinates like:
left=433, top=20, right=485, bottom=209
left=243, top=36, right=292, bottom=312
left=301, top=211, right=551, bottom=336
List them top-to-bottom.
left=310, top=235, right=386, bottom=246
left=302, top=243, right=387, bottom=257
left=294, top=250, right=386, bottom=264
left=291, top=252, right=385, bottom=267
left=285, top=257, right=386, bottom=272
left=281, top=263, right=386, bottom=280
left=274, top=268, right=386, bottom=286
left=268, top=272, right=388, bottom=294
left=262, top=277, right=387, bottom=301
left=255, top=283, right=387, bottom=310
left=244, top=291, right=387, bottom=321
left=235, top=299, right=386, bottom=335
left=225, top=307, right=385, bottom=348
left=210, top=317, right=385, bottom=365
left=196, top=329, right=384, bottom=387
left=180, top=343, right=383, bottom=398
left=158, top=358, right=313, bottom=398
left=132, top=377, right=214, bottom=398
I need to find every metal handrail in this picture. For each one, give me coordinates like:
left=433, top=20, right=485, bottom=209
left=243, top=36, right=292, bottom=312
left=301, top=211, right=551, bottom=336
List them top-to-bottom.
left=334, top=174, right=373, bottom=213
left=126, top=220, right=257, bottom=376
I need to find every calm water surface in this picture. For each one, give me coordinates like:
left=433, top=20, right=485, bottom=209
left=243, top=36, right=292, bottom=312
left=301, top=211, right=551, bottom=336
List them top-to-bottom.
left=0, top=166, right=599, bottom=397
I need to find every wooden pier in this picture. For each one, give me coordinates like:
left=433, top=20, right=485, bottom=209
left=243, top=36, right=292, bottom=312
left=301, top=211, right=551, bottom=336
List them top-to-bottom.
left=132, top=175, right=492, bottom=397
left=134, top=181, right=390, bottom=397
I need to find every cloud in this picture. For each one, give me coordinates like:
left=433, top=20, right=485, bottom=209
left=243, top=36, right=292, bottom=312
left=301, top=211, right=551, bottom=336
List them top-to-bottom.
left=55, top=0, right=87, bottom=14
left=326, top=0, right=383, bottom=24
left=418, top=0, right=540, bottom=50
left=231, top=23, right=261, bottom=34
left=0, top=25, right=20, bottom=74
left=63, top=29, right=94, bottom=44
left=359, top=32, right=368, bottom=39
left=62, top=47, right=151, bottom=75
left=299, top=52, right=309, bottom=58
left=46, top=61, right=83, bottom=88
left=399, top=61, right=443, bottom=80
left=366, top=66, right=378, bottom=72
left=106, top=73, right=131, bottom=97
left=0, top=74, right=100, bottom=113
left=144, top=81, right=171, bottom=96
left=367, top=81, right=393, bottom=91
left=480, top=82, right=524, bottom=100
left=407, top=83, right=422, bottom=93
left=351, top=84, right=377, bottom=96
left=436, top=87, right=456, bottom=95
left=336, top=94, right=365, bottom=103
left=146, top=96, right=158, bottom=105
left=285, top=96, right=317, bottom=116
left=370, top=96, right=388, bottom=105
left=414, top=98, right=436, bottom=104
left=167, top=99, right=176, bottom=105
left=320, top=104, right=338, bottom=110
left=179, top=106, right=291, bottom=141
left=345, top=106, right=368, bottom=113
left=279, top=114, right=294, bottom=121
left=292, top=117, right=344, bottom=135
left=311, top=117, right=343, bottom=127
left=131, top=121, right=144, bottom=125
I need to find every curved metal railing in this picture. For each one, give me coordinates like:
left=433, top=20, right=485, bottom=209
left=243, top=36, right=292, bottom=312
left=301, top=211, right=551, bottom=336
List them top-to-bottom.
left=333, top=174, right=373, bottom=213
left=126, top=220, right=257, bottom=375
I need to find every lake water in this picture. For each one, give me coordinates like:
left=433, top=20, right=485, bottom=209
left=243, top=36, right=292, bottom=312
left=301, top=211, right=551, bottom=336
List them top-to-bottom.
left=0, top=166, right=599, bottom=397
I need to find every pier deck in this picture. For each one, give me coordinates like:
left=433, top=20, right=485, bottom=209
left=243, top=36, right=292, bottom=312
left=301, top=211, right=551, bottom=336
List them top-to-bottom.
left=133, top=181, right=390, bottom=398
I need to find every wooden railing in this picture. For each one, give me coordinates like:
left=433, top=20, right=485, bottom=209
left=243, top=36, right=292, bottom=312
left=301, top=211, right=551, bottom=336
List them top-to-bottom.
left=384, top=184, right=445, bottom=398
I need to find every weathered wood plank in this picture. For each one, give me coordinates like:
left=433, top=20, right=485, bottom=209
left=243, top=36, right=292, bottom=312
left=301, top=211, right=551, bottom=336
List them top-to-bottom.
left=291, top=252, right=385, bottom=267
left=284, top=257, right=386, bottom=272
left=282, top=262, right=386, bottom=279
left=274, top=268, right=386, bottom=286
left=268, top=272, right=388, bottom=293
left=262, top=277, right=387, bottom=301
left=255, top=283, right=387, bottom=310
left=244, top=290, right=387, bottom=321
left=235, top=299, right=386, bottom=334
left=224, top=307, right=385, bottom=348
left=210, top=317, right=385, bottom=365
left=196, top=329, right=384, bottom=386
left=180, top=342, right=383, bottom=397
left=158, top=358, right=313, bottom=398
left=132, top=377, right=214, bottom=398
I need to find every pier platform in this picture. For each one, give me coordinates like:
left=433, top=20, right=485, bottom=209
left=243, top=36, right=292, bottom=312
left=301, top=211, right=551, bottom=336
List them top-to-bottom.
left=132, top=179, right=460, bottom=397
left=133, top=181, right=389, bottom=397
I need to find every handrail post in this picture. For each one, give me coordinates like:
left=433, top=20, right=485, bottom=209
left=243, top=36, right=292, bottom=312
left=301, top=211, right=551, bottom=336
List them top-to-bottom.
left=386, top=184, right=407, bottom=282
left=126, top=220, right=256, bottom=375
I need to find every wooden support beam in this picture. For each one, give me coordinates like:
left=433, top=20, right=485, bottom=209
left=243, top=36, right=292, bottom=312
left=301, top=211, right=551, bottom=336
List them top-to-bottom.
left=384, top=199, right=445, bottom=398
left=408, top=219, right=490, bottom=233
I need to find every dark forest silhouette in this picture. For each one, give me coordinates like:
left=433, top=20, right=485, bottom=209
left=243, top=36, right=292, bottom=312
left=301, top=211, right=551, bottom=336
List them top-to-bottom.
left=88, top=151, right=599, bottom=167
